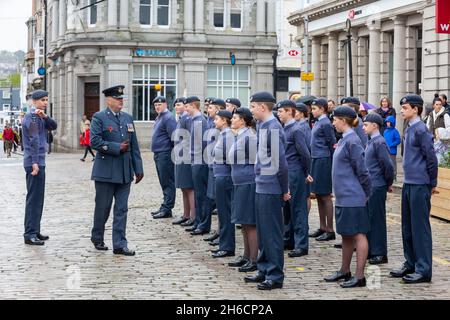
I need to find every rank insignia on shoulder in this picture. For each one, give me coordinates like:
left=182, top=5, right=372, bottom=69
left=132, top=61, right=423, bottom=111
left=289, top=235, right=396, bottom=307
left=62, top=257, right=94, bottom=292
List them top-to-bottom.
left=127, top=123, right=134, bottom=133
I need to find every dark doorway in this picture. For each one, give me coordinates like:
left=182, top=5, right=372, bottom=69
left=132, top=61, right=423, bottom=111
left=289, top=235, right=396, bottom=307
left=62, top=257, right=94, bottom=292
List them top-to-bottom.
left=84, top=82, right=100, bottom=120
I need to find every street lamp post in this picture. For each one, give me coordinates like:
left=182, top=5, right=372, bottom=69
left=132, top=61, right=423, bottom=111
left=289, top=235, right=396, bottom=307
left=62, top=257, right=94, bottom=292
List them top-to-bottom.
left=42, top=0, right=47, bottom=91
left=345, top=18, right=354, bottom=97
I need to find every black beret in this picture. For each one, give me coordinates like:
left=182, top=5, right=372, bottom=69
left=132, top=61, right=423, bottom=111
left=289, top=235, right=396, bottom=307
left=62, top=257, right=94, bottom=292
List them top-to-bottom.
left=102, top=85, right=125, bottom=98
left=31, top=90, right=49, bottom=100
left=250, top=91, right=276, bottom=103
left=400, top=94, right=424, bottom=106
left=152, top=96, right=167, bottom=104
left=183, top=96, right=200, bottom=104
left=341, top=96, right=360, bottom=105
left=174, top=97, right=185, bottom=105
left=205, top=97, right=214, bottom=104
left=210, top=98, right=226, bottom=108
left=226, top=98, right=241, bottom=108
left=311, top=98, right=328, bottom=108
left=276, top=99, right=297, bottom=109
left=295, top=102, right=308, bottom=113
left=333, top=105, right=357, bottom=119
left=234, top=107, right=253, bottom=120
left=217, top=110, right=233, bottom=119
left=363, top=113, right=384, bottom=127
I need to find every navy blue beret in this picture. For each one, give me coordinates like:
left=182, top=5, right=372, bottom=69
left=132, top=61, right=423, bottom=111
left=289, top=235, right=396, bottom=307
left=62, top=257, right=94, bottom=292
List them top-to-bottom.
left=102, top=85, right=124, bottom=98
left=31, top=90, right=49, bottom=100
left=250, top=91, right=276, bottom=103
left=400, top=94, right=423, bottom=106
left=296, top=95, right=316, bottom=105
left=152, top=96, right=167, bottom=104
left=184, top=96, right=200, bottom=104
left=341, top=96, right=360, bottom=105
left=174, top=97, right=185, bottom=105
left=205, top=97, right=214, bottom=104
left=211, top=98, right=226, bottom=108
left=226, top=98, right=241, bottom=108
left=311, top=98, right=328, bottom=108
left=276, top=99, right=296, bottom=109
left=295, top=102, right=308, bottom=113
left=333, top=105, right=357, bottom=119
left=234, top=107, right=253, bottom=120
left=217, top=110, right=233, bottom=119
left=363, top=113, right=384, bottom=127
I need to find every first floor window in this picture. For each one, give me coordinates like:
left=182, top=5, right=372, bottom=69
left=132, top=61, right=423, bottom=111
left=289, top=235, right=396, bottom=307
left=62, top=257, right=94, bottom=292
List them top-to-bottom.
left=89, top=0, right=97, bottom=25
left=140, top=0, right=152, bottom=25
left=157, top=0, right=170, bottom=26
left=132, top=64, right=177, bottom=121
left=207, top=65, right=250, bottom=107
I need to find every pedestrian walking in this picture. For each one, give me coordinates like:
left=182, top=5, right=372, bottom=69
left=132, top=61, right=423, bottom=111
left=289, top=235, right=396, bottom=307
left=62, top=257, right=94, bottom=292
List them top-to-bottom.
left=80, top=122, right=95, bottom=161
left=2, top=123, right=14, bottom=158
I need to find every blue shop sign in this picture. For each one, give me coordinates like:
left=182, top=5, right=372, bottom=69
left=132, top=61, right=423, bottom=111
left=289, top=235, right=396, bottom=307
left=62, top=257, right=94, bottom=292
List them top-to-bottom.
left=135, top=48, right=177, bottom=58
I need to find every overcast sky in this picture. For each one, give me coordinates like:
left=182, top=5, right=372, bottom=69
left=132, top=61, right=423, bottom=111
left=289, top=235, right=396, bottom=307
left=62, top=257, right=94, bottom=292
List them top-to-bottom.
left=0, top=0, right=31, bottom=52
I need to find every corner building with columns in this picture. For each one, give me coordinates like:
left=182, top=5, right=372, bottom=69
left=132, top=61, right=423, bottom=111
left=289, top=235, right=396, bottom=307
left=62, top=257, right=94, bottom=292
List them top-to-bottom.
left=42, top=0, right=278, bottom=151
left=288, top=0, right=450, bottom=132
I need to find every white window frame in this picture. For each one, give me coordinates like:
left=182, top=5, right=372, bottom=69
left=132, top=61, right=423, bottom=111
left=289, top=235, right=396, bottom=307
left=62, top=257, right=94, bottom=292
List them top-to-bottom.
left=88, top=0, right=97, bottom=27
left=139, top=0, right=171, bottom=28
left=139, top=0, right=152, bottom=27
left=156, top=0, right=171, bottom=28
left=213, top=0, right=225, bottom=30
left=213, top=0, right=243, bottom=31
left=230, top=1, right=243, bottom=31
left=207, top=65, right=251, bottom=107
left=2, top=91, right=10, bottom=99
left=3, top=104, right=11, bottom=110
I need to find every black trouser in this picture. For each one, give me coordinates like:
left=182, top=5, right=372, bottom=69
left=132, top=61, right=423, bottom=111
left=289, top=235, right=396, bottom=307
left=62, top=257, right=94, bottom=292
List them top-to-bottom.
left=83, top=146, right=95, bottom=159
left=24, top=166, right=46, bottom=240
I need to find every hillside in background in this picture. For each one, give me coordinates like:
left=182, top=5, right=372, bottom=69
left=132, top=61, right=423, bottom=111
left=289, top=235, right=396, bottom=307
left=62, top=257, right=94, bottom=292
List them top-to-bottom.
left=0, top=50, right=25, bottom=78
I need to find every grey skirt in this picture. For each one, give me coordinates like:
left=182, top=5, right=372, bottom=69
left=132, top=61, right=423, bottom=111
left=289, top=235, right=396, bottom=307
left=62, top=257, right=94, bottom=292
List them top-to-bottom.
left=311, top=157, right=332, bottom=195
left=175, top=163, right=194, bottom=189
left=231, top=183, right=256, bottom=225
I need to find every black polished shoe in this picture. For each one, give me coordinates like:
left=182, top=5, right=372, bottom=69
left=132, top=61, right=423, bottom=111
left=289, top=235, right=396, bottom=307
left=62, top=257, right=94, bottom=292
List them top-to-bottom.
left=151, top=209, right=162, bottom=216
left=211, top=209, right=218, bottom=216
left=153, top=211, right=173, bottom=219
left=172, top=217, right=189, bottom=225
left=181, top=219, right=195, bottom=227
left=185, top=226, right=197, bottom=232
left=191, top=229, right=209, bottom=236
left=309, top=229, right=326, bottom=238
left=203, top=232, right=219, bottom=242
left=316, top=232, right=336, bottom=241
left=37, top=233, right=49, bottom=241
left=24, top=237, right=45, bottom=246
left=209, top=238, right=220, bottom=246
left=93, top=242, right=108, bottom=251
left=334, top=242, right=342, bottom=249
left=113, top=247, right=135, bottom=256
left=211, top=249, right=220, bottom=253
left=288, top=249, right=308, bottom=258
left=211, top=250, right=235, bottom=258
left=369, top=255, right=388, bottom=265
left=228, top=256, right=249, bottom=267
left=239, top=261, right=258, bottom=272
left=390, top=264, right=415, bottom=278
left=324, top=271, right=352, bottom=282
left=244, top=272, right=265, bottom=283
left=402, top=272, right=431, bottom=284
left=340, top=277, right=366, bottom=288
left=257, top=280, right=283, bottom=290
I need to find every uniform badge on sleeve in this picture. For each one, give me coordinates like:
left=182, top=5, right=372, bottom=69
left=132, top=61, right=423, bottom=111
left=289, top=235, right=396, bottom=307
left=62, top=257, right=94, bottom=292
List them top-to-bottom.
left=127, top=123, right=135, bottom=133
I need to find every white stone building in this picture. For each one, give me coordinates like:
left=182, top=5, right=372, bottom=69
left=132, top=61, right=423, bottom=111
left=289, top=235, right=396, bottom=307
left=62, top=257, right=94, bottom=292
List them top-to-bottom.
left=41, top=0, right=278, bottom=151
left=288, top=0, right=450, bottom=131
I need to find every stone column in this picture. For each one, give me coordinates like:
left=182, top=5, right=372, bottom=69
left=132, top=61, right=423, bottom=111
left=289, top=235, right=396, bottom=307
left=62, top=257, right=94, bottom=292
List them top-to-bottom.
left=51, top=0, right=59, bottom=42
left=58, top=0, right=66, bottom=37
left=66, top=0, right=75, bottom=33
left=108, top=0, right=118, bottom=27
left=120, top=0, right=129, bottom=27
left=184, top=0, right=194, bottom=33
left=195, top=0, right=204, bottom=33
left=256, top=0, right=265, bottom=35
left=267, top=0, right=276, bottom=35
left=392, top=16, right=407, bottom=117
left=367, top=23, right=381, bottom=105
left=327, top=33, right=338, bottom=102
left=311, top=37, right=321, bottom=96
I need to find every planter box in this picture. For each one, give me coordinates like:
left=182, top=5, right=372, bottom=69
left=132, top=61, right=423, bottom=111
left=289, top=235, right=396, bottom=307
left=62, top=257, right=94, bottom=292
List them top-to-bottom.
left=431, top=167, right=450, bottom=221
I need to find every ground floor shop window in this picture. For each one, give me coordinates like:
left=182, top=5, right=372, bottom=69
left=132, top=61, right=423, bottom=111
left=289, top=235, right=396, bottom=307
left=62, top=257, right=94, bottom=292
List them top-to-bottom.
left=132, top=64, right=177, bottom=121
left=207, top=65, right=250, bottom=107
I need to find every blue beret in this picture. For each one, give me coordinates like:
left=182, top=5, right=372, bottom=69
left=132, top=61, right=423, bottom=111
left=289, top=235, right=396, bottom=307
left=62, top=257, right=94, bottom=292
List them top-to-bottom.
left=102, top=85, right=125, bottom=98
left=31, top=90, right=48, bottom=100
left=250, top=91, right=276, bottom=103
left=400, top=94, right=423, bottom=106
left=296, top=95, right=317, bottom=105
left=152, top=96, right=167, bottom=104
left=183, top=96, right=200, bottom=104
left=341, top=96, right=360, bottom=105
left=174, top=97, right=185, bottom=105
left=205, top=97, right=214, bottom=104
left=210, top=98, right=226, bottom=108
left=226, top=98, right=241, bottom=108
left=312, top=98, right=328, bottom=108
left=276, top=99, right=296, bottom=109
left=295, top=102, right=308, bottom=113
left=333, top=105, right=357, bottom=119
left=234, top=107, right=253, bottom=120
left=217, top=110, right=233, bottom=119
left=363, top=113, right=384, bottom=127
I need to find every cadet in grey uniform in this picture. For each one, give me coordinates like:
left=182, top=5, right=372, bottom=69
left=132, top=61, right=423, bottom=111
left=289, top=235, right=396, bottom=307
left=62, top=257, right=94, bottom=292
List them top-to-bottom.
left=90, top=85, right=144, bottom=256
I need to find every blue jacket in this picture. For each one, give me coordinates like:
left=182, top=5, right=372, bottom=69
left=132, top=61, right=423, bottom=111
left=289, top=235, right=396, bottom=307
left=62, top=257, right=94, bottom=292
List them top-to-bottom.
left=22, top=107, right=57, bottom=168
left=90, top=108, right=143, bottom=184
left=151, top=109, right=177, bottom=153
left=173, top=112, right=192, bottom=165
left=311, top=115, right=336, bottom=158
left=383, top=115, right=401, bottom=155
left=255, top=116, right=289, bottom=195
left=355, top=117, right=368, bottom=148
left=403, top=118, right=438, bottom=188
left=297, top=119, right=311, bottom=152
left=284, top=120, right=311, bottom=177
left=229, top=127, right=256, bottom=185
left=213, top=128, right=233, bottom=177
left=332, top=129, right=372, bottom=207
left=365, top=134, right=395, bottom=187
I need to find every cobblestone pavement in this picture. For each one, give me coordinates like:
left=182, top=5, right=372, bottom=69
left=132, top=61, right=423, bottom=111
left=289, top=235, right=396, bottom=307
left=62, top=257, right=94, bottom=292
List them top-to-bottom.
left=0, top=147, right=449, bottom=300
